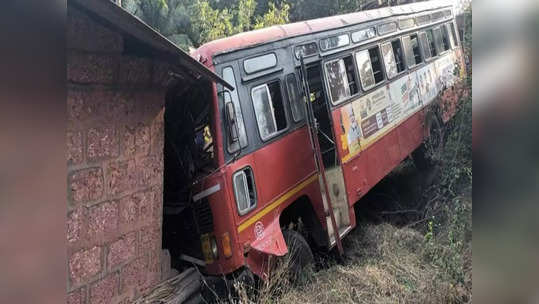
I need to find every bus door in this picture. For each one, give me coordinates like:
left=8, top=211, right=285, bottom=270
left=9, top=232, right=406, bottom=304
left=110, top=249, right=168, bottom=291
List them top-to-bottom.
left=299, top=57, right=350, bottom=251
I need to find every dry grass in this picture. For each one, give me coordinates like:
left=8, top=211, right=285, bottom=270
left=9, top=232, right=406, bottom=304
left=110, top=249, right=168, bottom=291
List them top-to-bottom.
left=228, top=193, right=472, bottom=304
left=228, top=216, right=471, bottom=304
left=275, top=221, right=470, bottom=304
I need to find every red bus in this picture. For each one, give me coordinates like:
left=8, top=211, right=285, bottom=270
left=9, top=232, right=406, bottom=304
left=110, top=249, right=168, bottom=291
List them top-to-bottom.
left=163, top=0, right=465, bottom=282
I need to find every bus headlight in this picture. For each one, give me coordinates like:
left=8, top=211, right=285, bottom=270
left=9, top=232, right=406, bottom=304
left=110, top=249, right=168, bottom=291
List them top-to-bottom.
left=201, top=234, right=219, bottom=263
left=210, top=236, right=219, bottom=259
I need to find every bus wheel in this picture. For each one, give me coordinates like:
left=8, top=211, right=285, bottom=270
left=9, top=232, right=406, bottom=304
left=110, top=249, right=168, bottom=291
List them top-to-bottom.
left=412, top=113, right=444, bottom=171
left=276, top=230, right=314, bottom=282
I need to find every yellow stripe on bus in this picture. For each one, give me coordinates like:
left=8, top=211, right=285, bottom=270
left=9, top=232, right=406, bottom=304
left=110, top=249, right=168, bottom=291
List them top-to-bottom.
left=341, top=110, right=426, bottom=164
left=237, top=174, right=319, bottom=233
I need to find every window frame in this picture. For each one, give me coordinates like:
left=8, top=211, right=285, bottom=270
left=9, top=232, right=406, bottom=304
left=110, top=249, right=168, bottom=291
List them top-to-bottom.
left=431, top=11, right=445, bottom=23
left=415, top=14, right=431, bottom=26
left=398, top=18, right=415, bottom=30
left=377, top=22, right=398, bottom=36
left=448, top=22, right=459, bottom=48
left=438, top=24, right=452, bottom=53
left=432, top=26, right=449, bottom=56
left=351, top=27, right=377, bottom=44
left=419, top=29, right=437, bottom=62
left=402, top=32, right=424, bottom=69
left=320, top=34, right=351, bottom=52
left=380, top=38, right=407, bottom=80
left=294, top=42, right=319, bottom=59
left=354, top=44, right=387, bottom=92
left=243, top=53, right=278, bottom=75
left=323, top=54, right=361, bottom=105
left=222, top=66, right=249, bottom=154
left=285, top=73, right=304, bottom=123
left=250, top=79, right=290, bottom=142
left=232, top=166, right=257, bottom=216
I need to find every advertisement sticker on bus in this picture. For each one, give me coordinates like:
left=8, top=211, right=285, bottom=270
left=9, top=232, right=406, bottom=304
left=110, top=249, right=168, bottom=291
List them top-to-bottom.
left=435, top=52, right=457, bottom=89
left=416, top=64, right=439, bottom=105
left=389, top=74, right=421, bottom=119
left=340, top=87, right=398, bottom=162
left=357, top=87, right=392, bottom=140
left=340, top=104, right=362, bottom=157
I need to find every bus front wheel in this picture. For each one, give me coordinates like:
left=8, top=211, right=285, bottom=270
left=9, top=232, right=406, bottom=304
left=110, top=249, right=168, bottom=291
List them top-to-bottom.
left=276, top=230, right=314, bottom=282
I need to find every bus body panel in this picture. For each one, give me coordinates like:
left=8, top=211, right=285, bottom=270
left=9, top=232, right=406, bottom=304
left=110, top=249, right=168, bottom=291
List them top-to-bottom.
left=331, top=49, right=461, bottom=207
left=219, top=126, right=328, bottom=277
left=251, top=127, right=316, bottom=216
left=191, top=170, right=244, bottom=275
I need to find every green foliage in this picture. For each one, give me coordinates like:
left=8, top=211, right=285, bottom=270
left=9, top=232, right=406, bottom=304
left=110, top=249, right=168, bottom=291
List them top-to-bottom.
left=122, top=0, right=198, bottom=50
left=123, top=0, right=290, bottom=50
left=189, top=0, right=235, bottom=45
left=236, top=0, right=257, bottom=32
left=288, top=0, right=396, bottom=22
left=253, top=2, right=290, bottom=30
left=423, top=196, right=471, bottom=285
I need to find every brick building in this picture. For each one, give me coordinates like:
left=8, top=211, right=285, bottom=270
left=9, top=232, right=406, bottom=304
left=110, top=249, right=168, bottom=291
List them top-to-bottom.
left=66, top=1, right=229, bottom=303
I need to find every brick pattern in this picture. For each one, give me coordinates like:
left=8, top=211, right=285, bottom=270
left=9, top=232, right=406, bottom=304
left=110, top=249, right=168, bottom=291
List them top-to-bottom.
left=67, top=7, right=173, bottom=304
left=69, top=168, right=105, bottom=204
left=107, top=232, right=137, bottom=270
left=69, top=247, right=103, bottom=286
left=89, top=273, right=119, bottom=304
left=67, top=287, right=87, bottom=304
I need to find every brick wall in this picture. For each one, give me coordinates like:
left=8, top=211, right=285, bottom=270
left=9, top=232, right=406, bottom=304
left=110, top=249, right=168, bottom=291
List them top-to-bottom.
left=67, top=6, right=173, bottom=304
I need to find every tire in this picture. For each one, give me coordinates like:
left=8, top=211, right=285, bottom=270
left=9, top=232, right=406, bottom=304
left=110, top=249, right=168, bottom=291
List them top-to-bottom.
left=412, top=113, right=444, bottom=171
left=276, top=230, right=314, bottom=282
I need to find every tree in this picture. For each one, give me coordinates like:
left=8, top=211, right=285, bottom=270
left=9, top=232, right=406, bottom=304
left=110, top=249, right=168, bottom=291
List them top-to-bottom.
left=122, top=0, right=290, bottom=50
left=122, top=0, right=198, bottom=50
left=189, top=0, right=234, bottom=46
left=254, top=2, right=290, bottom=30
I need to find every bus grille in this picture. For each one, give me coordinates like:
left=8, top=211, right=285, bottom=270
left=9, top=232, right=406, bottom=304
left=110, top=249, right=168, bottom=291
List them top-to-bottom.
left=193, top=198, right=214, bottom=234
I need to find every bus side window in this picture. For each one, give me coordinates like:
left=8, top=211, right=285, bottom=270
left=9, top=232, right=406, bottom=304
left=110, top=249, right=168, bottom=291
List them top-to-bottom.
left=448, top=23, right=459, bottom=48
left=440, top=25, right=451, bottom=52
left=433, top=27, right=448, bottom=54
left=425, top=29, right=438, bottom=58
left=419, top=31, right=433, bottom=60
left=402, top=34, right=423, bottom=68
left=381, top=39, right=406, bottom=79
left=392, top=39, right=406, bottom=73
left=381, top=42, right=397, bottom=79
left=355, top=46, right=385, bottom=91
left=324, top=55, right=359, bottom=104
left=222, top=67, right=248, bottom=153
left=285, top=74, right=304, bottom=122
left=251, top=81, right=287, bottom=140
left=233, top=167, right=257, bottom=215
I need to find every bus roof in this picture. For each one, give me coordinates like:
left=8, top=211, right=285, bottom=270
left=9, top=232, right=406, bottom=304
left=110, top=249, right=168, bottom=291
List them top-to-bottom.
left=194, top=0, right=453, bottom=61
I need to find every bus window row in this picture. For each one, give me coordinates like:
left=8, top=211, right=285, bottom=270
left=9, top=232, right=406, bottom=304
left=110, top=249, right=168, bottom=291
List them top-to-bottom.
left=294, top=9, right=453, bottom=60
left=223, top=21, right=459, bottom=153
left=325, top=22, right=459, bottom=105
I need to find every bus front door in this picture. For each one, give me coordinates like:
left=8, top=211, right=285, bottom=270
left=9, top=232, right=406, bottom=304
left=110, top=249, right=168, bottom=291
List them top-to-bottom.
left=299, top=58, right=351, bottom=252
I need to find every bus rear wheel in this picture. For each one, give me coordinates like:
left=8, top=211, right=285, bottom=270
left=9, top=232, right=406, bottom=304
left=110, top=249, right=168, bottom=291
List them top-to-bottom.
left=412, top=113, right=444, bottom=171
left=275, top=230, right=314, bottom=282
